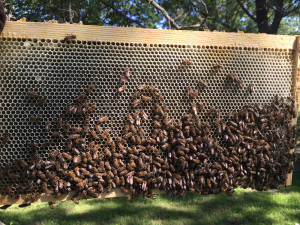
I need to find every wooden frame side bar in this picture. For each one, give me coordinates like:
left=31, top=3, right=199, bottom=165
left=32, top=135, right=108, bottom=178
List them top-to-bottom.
left=1, top=21, right=296, bottom=49
left=286, top=36, right=300, bottom=186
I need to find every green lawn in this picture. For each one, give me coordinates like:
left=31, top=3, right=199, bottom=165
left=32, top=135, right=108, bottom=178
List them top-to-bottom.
left=0, top=158, right=300, bottom=225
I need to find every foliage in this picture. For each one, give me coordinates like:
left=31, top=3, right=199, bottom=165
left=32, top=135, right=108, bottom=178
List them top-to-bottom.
left=2, top=0, right=300, bottom=34
left=3, top=0, right=161, bottom=28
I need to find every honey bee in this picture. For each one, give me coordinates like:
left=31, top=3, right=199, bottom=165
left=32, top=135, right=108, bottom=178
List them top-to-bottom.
left=63, top=33, right=76, bottom=42
left=183, top=59, right=193, bottom=65
left=213, top=63, right=222, bottom=69
left=124, top=68, right=130, bottom=78
left=227, top=73, right=238, bottom=82
left=120, top=75, right=127, bottom=83
left=237, top=79, right=244, bottom=88
left=199, top=80, right=208, bottom=88
left=86, top=84, right=96, bottom=93
left=138, top=84, right=147, bottom=90
left=248, top=84, right=254, bottom=94
left=118, top=85, right=126, bottom=92
left=146, top=85, right=158, bottom=93
left=187, top=87, right=198, bottom=99
left=27, top=90, right=40, bottom=99
left=132, top=91, right=141, bottom=100
left=153, top=92, right=164, bottom=100
left=76, top=93, right=86, bottom=103
left=142, top=95, right=152, bottom=102
left=37, top=97, right=47, bottom=106
left=83, top=98, right=90, bottom=106
left=132, top=99, right=141, bottom=107
left=191, top=103, right=198, bottom=116
left=66, top=105, right=72, bottom=115
left=70, top=105, right=78, bottom=114
left=77, top=105, right=83, bottom=115
left=88, top=105, right=97, bottom=113
left=207, top=107, right=220, bottom=117
left=140, top=110, right=148, bottom=120
left=134, top=112, right=141, bottom=126
left=127, top=114, right=135, bottom=124
left=30, top=115, right=41, bottom=123
left=84, top=115, right=91, bottom=124
left=57, top=116, right=63, bottom=128
left=98, top=116, right=108, bottom=123
left=153, top=120, right=161, bottom=128
left=44, top=121, right=51, bottom=131
left=63, top=122, right=71, bottom=134
left=83, top=125, right=89, bottom=134
left=122, top=125, right=130, bottom=136
left=71, top=127, right=82, bottom=133
left=101, top=129, right=110, bottom=139
left=91, top=130, right=99, bottom=140
left=124, top=132, right=133, bottom=140
left=1, top=133, right=10, bottom=144
left=69, top=134, right=80, bottom=139
left=105, top=137, right=113, bottom=146
left=75, top=138, right=85, bottom=147
left=27, top=141, right=38, bottom=152
left=86, top=141, right=95, bottom=151
left=111, top=142, right=116, bottom=152
left=93, top=144, right=100, bottom=152
left=72, top=147, right=80, bottom=155
left=104, top=148, right=112, bottom=157
left=49, top=149, right=59, bottom=158
left=63, top=153, right=72, bottom=161
left=73, top=155, right=80, bottom=164
left=20, top=159, right=28, bottom=167
left=104, top=161, right=112, bottom=171
left=81, top=167, right=91, bottom=176
left=9, top=173, right=20, bottom=180
left=47, top=201, right=55, bottom=209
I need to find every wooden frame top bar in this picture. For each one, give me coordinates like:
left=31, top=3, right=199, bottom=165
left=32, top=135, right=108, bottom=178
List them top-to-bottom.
left=1, top=21, right=296, bottom=49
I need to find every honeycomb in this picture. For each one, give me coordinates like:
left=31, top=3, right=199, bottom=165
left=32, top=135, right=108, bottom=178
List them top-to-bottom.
left=0, top=36, right=295, bottom=197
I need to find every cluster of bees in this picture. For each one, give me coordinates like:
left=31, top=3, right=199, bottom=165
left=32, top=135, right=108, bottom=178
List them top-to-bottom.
left=0, top=67, right=297, bottom=209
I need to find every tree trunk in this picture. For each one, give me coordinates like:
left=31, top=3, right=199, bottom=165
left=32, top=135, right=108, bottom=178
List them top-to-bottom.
left=69, top=0, right=73, bottom=24
left=255, top=0, right=270, bottom=33
left=255, top=0, right=284, bottom=34
left=269, top=0, right=284, bottom=34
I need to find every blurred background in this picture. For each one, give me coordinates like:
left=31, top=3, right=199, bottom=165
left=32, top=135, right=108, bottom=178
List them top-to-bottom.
left=2, top=0, right=300, bottom=34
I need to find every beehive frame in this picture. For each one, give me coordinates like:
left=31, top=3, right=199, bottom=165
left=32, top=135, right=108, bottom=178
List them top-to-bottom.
left=0, top=20, right=299, bottom=205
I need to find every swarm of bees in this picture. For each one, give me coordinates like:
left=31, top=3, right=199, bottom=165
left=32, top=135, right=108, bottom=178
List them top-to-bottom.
left=0, top=72, right=297, bottom=208
left=131, top=84, right=163, bottom=108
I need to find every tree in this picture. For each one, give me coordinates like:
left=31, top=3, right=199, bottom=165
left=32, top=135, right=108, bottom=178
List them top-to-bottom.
left=2, top=0, right=300, bottom=34
left=146, top=0, right=300, bottom=34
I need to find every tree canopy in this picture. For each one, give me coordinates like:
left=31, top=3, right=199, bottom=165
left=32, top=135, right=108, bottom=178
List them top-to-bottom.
left=3, top=0, right=300, bottom=34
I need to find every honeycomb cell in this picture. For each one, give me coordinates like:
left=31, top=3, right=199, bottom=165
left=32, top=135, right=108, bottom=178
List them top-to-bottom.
left=0, top=37, right=295, bottom=196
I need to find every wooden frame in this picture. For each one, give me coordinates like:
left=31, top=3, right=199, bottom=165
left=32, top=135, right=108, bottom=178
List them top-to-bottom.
left=0, top=21, right=299, bottom=205
left=1, top=21, right=296, bottom=49
left=286, top=36, right=300, bottom=186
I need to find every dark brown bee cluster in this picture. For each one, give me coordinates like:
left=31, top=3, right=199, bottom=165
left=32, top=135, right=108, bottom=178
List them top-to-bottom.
left=0, top=82, right=296, bottom=208
left=220, top=96, right=296, bottom=190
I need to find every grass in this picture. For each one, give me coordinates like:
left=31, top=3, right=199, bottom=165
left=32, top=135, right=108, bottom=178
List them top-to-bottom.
left=0, top=158, right=300, bottom=225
